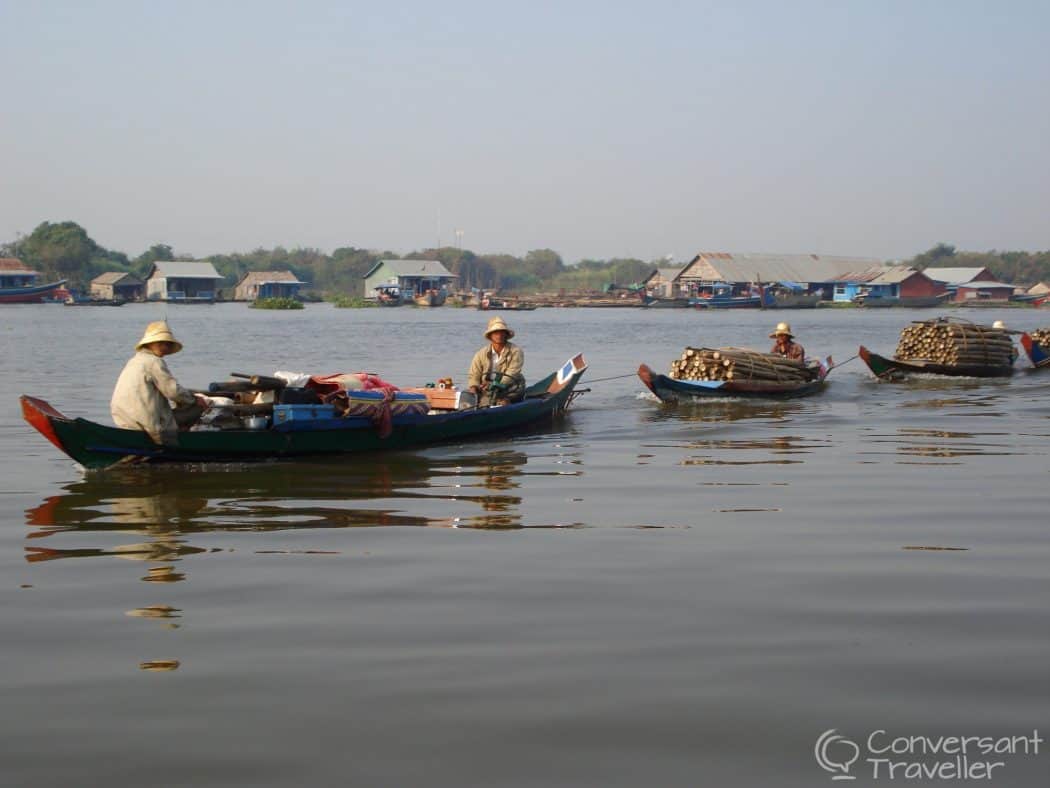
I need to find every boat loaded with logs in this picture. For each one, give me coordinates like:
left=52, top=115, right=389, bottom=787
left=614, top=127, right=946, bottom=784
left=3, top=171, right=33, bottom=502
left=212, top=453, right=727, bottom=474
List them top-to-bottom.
left=859, top=317, right=1016, bottom=379
left=1019, top=328, right=1050, bottom=369
left=638, top=346, right=828, bottom=401
left=21, top=355, right=588, bottom=470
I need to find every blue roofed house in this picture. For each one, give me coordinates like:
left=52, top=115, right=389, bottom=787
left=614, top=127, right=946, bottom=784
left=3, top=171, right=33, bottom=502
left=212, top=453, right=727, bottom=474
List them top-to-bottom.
left=363, top=259, right=457, bottom=301
left=146, top=261, right=225, bottom=302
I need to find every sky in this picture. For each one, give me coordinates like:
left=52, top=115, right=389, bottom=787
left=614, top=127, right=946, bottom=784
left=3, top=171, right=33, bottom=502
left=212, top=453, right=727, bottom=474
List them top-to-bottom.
left=2, top=0, right=1049, bottom=264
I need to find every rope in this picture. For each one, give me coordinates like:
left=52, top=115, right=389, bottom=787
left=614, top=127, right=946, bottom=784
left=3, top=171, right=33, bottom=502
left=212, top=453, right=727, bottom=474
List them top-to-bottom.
left=585, top=372, right=637, bottom=384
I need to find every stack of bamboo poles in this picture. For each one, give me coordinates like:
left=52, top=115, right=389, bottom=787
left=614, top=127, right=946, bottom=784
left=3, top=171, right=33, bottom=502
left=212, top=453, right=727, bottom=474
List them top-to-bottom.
left=894, top=319, right=1013, bottom=366
left=1029, top=328, right=1050, bottom=347
left=670, top=347, right=810, bottom=382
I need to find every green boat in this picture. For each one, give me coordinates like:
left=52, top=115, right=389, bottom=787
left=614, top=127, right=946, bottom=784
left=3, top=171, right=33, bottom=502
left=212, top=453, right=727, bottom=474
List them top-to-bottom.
left=858, top=345, right=1014, bottom=380
left=22, top=354, right=587, bottom=471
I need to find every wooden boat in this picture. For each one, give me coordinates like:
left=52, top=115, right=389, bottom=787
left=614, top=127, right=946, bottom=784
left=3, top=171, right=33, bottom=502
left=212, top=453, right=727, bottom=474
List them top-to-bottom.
left=0, top=278, right=69, bottom=304
left=373, top=284, right=405, bottom=306
left=689, top=285, right=774, bottom=310
left=413, top=289, right=447, bottom=307
left=772, top=292, right=821, bottom=309
left=640, top=295, right=691, bottom=308
left=477, top=296, right=537, bottom=311
left=848, top=296, right=949, bottom=308
left=63, top=298, right=125, bottom=307
left=1019, top=333, right=1050, bottom=369
left=858, top=345, right=1014, bottom=379
left=21, top=355, right=588, bottom=470
left=637, top=362, right=827, bottom=401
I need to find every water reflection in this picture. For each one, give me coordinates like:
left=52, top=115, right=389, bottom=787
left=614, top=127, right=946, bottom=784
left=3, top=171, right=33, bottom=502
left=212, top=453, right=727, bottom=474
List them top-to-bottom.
left=642, top=398, right=815, bottom=424
left=858, top=426, right=1018, bottom=465
left=24, top=448, right=554, bottom=552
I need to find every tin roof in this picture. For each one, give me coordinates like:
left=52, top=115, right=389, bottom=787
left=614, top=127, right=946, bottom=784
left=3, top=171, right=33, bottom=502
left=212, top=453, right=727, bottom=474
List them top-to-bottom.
left=679, top=252, right=884, bottom=283
left=363, top=259, right=457, bottom=279
left=149, top=261, right=224, bottom=279
left=830, top=265, right=924, bottom=285
left=923, top=267, right=990, bottom=285
left=235, top=270, right=306, bottom=286
left=91, top=271, right=143, bottom=286
left=955, top=280, right=1014, bottom=290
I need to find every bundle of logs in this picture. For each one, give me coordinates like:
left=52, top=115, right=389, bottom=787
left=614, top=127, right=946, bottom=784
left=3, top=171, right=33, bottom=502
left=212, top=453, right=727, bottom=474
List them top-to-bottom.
left=894, top=319, right=1013, bottom=366
left=1029, top=328, right=1050, bottom=347
left=670, top=347, right=810, bottom=382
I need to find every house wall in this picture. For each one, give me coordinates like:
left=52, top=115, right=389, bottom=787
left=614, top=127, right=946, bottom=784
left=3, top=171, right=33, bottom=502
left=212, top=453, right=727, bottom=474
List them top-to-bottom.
left=898, top=274, right=944, bottom=298
left=953, top=285, right=1013, bottom=302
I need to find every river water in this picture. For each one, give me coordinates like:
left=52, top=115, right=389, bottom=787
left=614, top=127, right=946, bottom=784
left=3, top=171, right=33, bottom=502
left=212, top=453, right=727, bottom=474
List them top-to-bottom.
left=1, top=303, right=1047, bottom=787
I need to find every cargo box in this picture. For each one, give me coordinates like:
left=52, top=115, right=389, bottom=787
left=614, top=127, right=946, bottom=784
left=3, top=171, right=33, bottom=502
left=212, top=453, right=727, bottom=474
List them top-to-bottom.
left=402, top=388, right=477, bottom=410
left=272, top=403, right=338, bottom=425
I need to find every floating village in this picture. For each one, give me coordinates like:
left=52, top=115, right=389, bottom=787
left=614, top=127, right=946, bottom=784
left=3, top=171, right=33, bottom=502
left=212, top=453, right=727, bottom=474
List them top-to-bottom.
left=6, top=248, right=1050, bottom=469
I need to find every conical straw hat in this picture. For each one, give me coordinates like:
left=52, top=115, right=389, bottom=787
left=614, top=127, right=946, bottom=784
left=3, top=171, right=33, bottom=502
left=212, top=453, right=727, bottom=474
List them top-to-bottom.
left=484, top=316, right=515, bottom=339
left=135, top=321, right=183, bottom=353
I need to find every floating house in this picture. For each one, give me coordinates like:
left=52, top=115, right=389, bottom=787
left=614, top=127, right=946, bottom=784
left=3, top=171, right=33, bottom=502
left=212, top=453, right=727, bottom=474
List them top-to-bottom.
left=676, top=252, right=885, bottom=300
left=363, top=259, right=457, bottom=301
left=146, top=261, right=225, bottom=302
left=829, top=265, right=944, bottom=303
left=641, top=267, right=686, bottom=298
left=925, top=267, right=1015, bottom=303
left=233, top=271, right=306, bottom=301
left=90, top=272, right=145, bottom=302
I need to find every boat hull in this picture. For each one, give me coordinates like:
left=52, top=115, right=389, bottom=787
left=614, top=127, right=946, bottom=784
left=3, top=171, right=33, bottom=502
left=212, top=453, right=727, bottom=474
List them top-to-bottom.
left=0, top=279, right=69, bottom=304
left=1020, top=333, right=1050, bottom=369
left=858, top=345, right=1014, bottom=379
left=23, top=355, right=588, bottom=470
left=637, top=364, right=826, bottom=401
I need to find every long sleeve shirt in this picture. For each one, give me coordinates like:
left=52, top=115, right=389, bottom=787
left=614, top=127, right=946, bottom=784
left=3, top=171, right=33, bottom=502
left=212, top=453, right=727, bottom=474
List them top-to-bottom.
left=467, top=342, right=525, bottom=391
left=110, top=350, right=196, bottom=445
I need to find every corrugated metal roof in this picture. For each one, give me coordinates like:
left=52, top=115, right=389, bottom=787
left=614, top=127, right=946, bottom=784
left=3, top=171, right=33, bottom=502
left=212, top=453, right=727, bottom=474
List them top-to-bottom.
left=679, top=252, right=885, bottom=283
left=363, top=259, right=457, bottom=279
left=150, top=261, right=224, bottom=279
left=870, top=266, right=917, bottom=285
left=923, top=267, right=989, bottom=285
left=91, top=271, right=143, bottom=285
left=236, top=271, right=305, bottom=286
left=955, top=280, right=1014, bottom=290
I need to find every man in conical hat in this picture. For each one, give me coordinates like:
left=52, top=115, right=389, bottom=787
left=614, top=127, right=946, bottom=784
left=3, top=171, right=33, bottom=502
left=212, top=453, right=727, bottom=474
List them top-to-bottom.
left=467, top=316, right=525, bottom=406
left=110, top=321, right=203, bottom=445
left=769, top=321, right=805, bottom=360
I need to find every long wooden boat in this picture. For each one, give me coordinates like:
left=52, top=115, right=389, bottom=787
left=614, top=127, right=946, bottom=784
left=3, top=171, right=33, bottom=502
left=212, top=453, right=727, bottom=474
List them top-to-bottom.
left=0, top=279, right=69, bottom=304
left=413, top=289, right=447, bottom=307
left=689, top=291, right=774, bottom=309
left=852, top=294, right=949, bottom=308
left=640, top=295, right=691, bottom=308
left=477, top=297, right=538, bottom=311
left=1019, top=333, right=1049, bottom=369
left=858, top=345, right=1014, bottom=379
left=22, top=355, right=588, bottom=470
left=637, top=362, right=827, bottom=401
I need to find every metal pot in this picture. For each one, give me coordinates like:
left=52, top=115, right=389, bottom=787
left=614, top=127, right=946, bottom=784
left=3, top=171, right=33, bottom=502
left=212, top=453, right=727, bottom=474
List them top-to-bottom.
left=244, top=415, right=269, bottom=430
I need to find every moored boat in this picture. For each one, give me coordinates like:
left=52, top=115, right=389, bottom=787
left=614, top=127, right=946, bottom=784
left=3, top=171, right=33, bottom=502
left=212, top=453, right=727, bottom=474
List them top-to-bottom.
left=0, top=279, right=69, bottom=304
left=858, top=345, right=1014, bottom=379
left=21, top=355, right=588, bottom=470
left=637, top=362, right=827, bottom=401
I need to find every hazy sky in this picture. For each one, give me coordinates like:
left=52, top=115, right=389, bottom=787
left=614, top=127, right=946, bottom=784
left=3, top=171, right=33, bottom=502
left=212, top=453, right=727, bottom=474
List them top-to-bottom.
left=3, top=1, right=1048, bottom=263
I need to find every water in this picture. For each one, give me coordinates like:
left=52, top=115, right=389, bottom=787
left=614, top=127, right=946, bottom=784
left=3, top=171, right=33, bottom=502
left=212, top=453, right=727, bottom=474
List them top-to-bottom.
left=2, top=303, right=1048, bottom=787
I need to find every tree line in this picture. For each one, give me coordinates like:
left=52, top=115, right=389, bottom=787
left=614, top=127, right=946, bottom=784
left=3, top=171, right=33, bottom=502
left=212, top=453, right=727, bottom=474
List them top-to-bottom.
left=0, top=221, right=657, bottom=297
left=4, top=222, right=1050, bottom=297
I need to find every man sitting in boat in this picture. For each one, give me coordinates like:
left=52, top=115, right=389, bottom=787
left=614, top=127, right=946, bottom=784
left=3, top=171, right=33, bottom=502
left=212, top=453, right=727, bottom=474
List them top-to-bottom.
left=468, top=317, right=525, bottom=406
left=111, top=321, right=204, bottom=445
left=769, top=322, right=805, bottom=360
